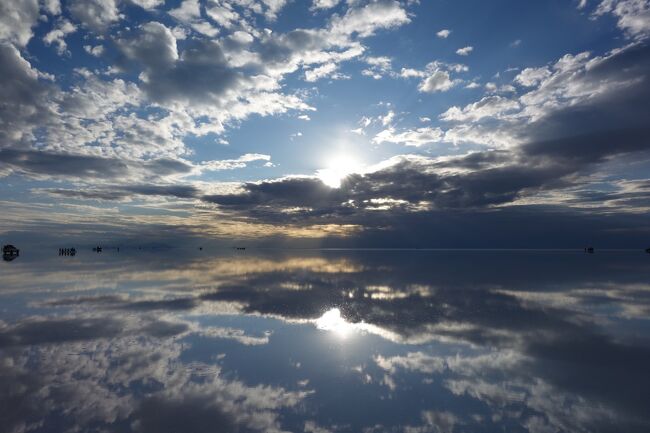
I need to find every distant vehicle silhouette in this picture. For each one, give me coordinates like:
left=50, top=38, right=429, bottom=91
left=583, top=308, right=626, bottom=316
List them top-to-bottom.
left=3, top=244, right=19, bottom=261
left=92, top=246, right=102, bottom=252
left=585, top=246, right=595, bottom=254
left=59, top=248, right=76, bottom=256
left=646, top=248, right=650, bottom=254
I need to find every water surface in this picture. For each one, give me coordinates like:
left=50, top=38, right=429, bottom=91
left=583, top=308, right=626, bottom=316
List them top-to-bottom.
left=1, top=249, right=649, bottom=433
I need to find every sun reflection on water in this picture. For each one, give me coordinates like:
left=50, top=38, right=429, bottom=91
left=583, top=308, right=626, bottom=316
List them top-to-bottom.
left=315, top=308, right=355, bottom=338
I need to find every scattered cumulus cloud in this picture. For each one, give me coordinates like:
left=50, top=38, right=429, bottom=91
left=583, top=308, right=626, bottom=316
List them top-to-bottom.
left=43, top=19, right=77, bottom=55
left=456, top=46, right=474, bottom=56
left=419, top=70, right=457, bottom=92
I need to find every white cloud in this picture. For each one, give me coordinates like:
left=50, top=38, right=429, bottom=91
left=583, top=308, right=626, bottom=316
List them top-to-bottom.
left=0, top=0, right=40, bottom=47
left=43, top=0, right=62, bottom=15
left=68, top=0, right=120, bottom=32
left=129, top=0, right=165, bottom=9
left=168, top=0, right=201, bottom=22
left=169, top=0, right=219, bottom=37
left=261, top=0, right=289, bottom=20
left=311, top=0, right=341, bottom=10
left=329, top=0, right=410, bottom=39
left=594, top=0, right=650, bottom=38
left=205, top=2, right=241, bottom=28
left=43, top=19, right=77, bottom=55
left=118, top=21, right=179, bottom=69
left=437, top=29, right=451, bottom=38
left=230, top=30, right=255, bottom=45
left=0, top=44, right=54, bottom=146
left=84, top=44, right=105, bottom=57
left=456, top=45, right=474, bottom=56
left=362, top=55, right=393, bottom=79
left=400, top=61, right=466, bottom=92
left=304, top=62, right=338, bottom=82
left=400, top=67, right=426, bottom=78
left=515, top=67, right=551, bottom=87
left=418, top=69, right=457, bottom=92
left=440, top=96, right=521, bottom=122
left=381, top=110, right=396, bottom=126
left=373, top=126, right=444, bottom=147
left=199, top=154, right=272, bottom=172
left=375, top=352, right=446, bottom=374
left=420, top=411, right=459, bottom=433
left=304, top=420, right=334, bottom=433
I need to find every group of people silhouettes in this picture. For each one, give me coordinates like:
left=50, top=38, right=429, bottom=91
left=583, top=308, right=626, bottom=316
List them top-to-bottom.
left=58, top=248, right=76, bottom=256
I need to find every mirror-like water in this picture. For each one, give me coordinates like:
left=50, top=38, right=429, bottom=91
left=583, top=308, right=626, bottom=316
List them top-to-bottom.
left=1, top=249, right=649, bottom=433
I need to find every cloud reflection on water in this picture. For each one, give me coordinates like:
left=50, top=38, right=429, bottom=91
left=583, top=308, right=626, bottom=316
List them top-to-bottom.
left=1, top=250, right=649, bottom=433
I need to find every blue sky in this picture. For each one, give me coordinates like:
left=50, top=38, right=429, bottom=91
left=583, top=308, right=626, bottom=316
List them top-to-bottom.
left=1, top=0, right=650, bottom=246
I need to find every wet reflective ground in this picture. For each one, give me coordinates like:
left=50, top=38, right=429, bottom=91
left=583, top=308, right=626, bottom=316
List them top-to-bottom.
left=1, top=249, right=650, bottom=433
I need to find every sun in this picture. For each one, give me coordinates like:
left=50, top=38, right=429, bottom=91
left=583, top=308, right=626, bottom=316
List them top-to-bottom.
left=316, top=154, right=364, bottom=188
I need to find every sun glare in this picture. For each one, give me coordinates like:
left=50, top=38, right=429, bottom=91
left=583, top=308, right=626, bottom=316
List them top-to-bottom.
left=317, top=154, right=363, bottom=188
left=315, top=308, right=355, bottom=338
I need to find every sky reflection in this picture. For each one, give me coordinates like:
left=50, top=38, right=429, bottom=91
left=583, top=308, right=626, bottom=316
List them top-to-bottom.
left=1, top=250, right=650, bottom=433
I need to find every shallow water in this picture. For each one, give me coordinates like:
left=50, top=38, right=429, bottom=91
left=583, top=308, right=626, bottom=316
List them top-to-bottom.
left=1, top=249, right=649, bottom=433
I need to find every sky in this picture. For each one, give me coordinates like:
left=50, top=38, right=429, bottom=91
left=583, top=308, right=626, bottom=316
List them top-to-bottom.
left=1, top=0, right=650, bottom=247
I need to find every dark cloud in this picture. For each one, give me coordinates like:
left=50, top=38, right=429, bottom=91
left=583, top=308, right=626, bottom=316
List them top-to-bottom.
left=67, top=0, right=120, bottom=32
left=118, top=26, right=245, bottom=106
left=144, top=41, right=243, bottom=106
left=0, top=149, right=194, bottom=181
left=0, top=149, right=129, bottom=178
left=197, top=152, right=594, bottom=219
left=142, top=158, right=194, bottom=176
left=203, top=177, right=340, bottom=209
left=42, top=184, right=200, bottom=201
left=124, top=184, right=199, bottom=199
left=42, top=188, right=135, bottom=201
left=124, top=298, right=199, bottom=312
left=0, top=315, right=192, bottom=348
left=0, top=318, right=124, bottom=347
left=140, top=320, right=190, bottom=338
left=131, top=396, right=247, bottom=433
